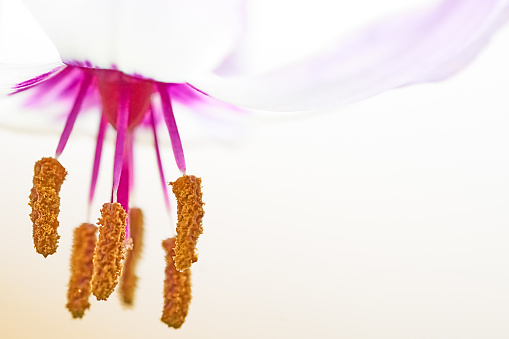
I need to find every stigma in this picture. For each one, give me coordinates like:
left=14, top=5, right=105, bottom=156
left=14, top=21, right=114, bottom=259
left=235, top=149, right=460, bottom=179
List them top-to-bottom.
left=23, top=66, right=206, bottom=328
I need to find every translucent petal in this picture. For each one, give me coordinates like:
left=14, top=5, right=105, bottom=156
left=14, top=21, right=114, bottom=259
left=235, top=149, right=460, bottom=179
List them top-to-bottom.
left=0, top=0, right=60, bottom=65
left=21, top=0, right=245, bottom=83
left=195, top=0, right=509, bottom=111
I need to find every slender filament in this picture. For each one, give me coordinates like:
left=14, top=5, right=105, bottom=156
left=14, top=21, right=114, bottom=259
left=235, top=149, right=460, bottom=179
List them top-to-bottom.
left=55, top=72, right=92, bottom=158
left=157, top=84, right=186, bottom=174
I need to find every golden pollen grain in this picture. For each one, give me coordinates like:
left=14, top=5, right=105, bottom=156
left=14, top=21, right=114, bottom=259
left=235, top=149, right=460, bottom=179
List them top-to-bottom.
left=29, top=157, right=67, bottom=257
left=170, top=175, right=204, bottom=272
left=91, top=203, right=127, bottom=301
left=119, top=208, right=144, bottom=306
left=66, top=223, right=98, bottom=318
left=161, top=237, right=192, bottom=329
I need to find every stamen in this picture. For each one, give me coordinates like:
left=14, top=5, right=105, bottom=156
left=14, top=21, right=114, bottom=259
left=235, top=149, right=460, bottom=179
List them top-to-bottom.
left=55, top=72, right=92, bottom=158
left=157, top=84, right=186, bottom=174
left=150, top=106, right=171, bottom=212
left=29, top=157, right=67, bottom=257
left=170, top=175, right=204, bottom=272
left=91, top=203, right=127, bottom=301
left=119, top=208, right=144, bottom=306
left=66, top=223, right=98, bottom=318
left=161, top=237, right=192, bottom=329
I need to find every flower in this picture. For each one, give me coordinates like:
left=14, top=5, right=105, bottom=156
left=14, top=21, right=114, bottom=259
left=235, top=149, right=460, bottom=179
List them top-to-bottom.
left=1, top=0, right=509, bottom=335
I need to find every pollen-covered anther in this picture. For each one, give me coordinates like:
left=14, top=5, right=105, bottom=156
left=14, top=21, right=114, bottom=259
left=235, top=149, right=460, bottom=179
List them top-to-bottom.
left=29, top=157, right=67, bottom=257
left=170, top=175, right=204, bottom=272
left=91, top=203, right=127, bottom=301
left=119, top=208, right=144, bottom=306
left=66, top=223, right=98, bottom=319
left=161, top=237, right=192, bottom=329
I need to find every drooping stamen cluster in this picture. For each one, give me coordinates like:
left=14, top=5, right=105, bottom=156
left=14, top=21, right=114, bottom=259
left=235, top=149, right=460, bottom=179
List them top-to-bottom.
left=23, top=65, right=209, bottom=328
left=29, top=157, right=67, bottom=257
left=171, top=175, right=205, bottom=272
left=91, top=203, right=127, bottom=301
left=119, top=208, right=144, bottom=306
left=66, top=223, right=98, bottom=318
left=161, top=237, right=192, bottom=329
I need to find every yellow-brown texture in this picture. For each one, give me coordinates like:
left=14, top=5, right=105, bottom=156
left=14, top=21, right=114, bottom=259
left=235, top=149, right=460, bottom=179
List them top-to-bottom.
left=29, top=157, right=67, bottom=257
left=170, top=175, right=204, bottom=272
left=91, top=203, right=127, bottom=301
left=119, top=208, right=144, bottom=306
left=66, top=223, right=98, bottom=318
left=161, top=237, right=192, bottom=329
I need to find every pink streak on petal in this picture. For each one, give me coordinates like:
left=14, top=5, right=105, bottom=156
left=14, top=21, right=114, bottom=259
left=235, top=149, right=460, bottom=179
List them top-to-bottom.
left=195, top=0, right=509, bottom=111
left=10, top=65, right=66, bottom=94
left=23, top=66, right=78, bottom=106
left=55, top=71, right=92, bottom=158
left=157, top=83, right=186, bottom=174
left=112, top=86, right=129, bottom=199
left=150, top=105, right=171, bottom=213
left=88, top=113, right=108, bottom=205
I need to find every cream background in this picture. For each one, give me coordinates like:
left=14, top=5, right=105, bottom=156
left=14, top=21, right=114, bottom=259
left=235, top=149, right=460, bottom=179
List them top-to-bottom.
left=1, top=0, right=509, bottom=338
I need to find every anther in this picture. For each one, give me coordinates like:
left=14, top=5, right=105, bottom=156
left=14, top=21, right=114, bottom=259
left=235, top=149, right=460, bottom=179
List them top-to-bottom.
left=29, top=157, right=67, bottom=257
left=170, top=175, right=204, bottom=272
left=91, top=203, right=127, bottom=301
left=119, top=208, right=144, bottom=306
left=66, top=223, right=98, bottom=318
left=161, top=237, right=192, bottom=329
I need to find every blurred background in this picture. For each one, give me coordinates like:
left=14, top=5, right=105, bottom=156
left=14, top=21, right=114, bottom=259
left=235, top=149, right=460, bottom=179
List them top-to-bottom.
left=1, top=0, right=509, bottom=338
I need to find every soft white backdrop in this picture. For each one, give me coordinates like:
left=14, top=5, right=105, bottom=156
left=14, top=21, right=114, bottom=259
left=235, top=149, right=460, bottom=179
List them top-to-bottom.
left=1, top=0, right=509, bottom=338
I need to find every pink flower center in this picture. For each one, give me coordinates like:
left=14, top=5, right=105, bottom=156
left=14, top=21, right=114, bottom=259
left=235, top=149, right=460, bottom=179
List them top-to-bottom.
left=94, top=69, right=154, bottom=130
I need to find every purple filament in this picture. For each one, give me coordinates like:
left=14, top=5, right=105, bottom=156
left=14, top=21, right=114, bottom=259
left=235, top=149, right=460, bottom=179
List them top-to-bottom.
left=55, top=72, right=92, bottom=158
left=157, top=83, right=186, bottom=174
left=111, top=87, right=130, bottom=200
left=150, top=106, right=171, bottom=212
left=88, top=113, right=108, bottom=205
left=128, top=133, right=134, bottom=194
left=117, top=135, right=131, bottom=239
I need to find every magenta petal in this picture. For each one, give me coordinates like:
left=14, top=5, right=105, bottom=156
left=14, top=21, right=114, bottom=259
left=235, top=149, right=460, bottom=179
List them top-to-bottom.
left=157, top=83, right=186, bottom=174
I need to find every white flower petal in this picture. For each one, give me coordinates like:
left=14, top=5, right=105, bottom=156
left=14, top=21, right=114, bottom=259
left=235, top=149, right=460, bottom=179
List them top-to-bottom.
left=0, top=0, right=60, bottom=65
left=21, top=0, right=245, bottom=83
left=195, top=0, right=509, bottom=111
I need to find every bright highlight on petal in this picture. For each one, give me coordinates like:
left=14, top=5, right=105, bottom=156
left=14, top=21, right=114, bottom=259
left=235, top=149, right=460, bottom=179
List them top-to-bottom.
left=21, top=0, right=245, bottom=82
